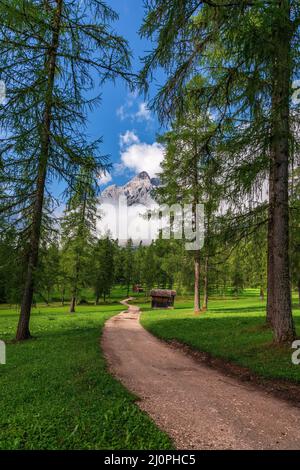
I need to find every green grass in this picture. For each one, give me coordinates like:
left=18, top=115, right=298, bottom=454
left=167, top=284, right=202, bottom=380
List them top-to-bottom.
left=141, top=292, right=300, bottom=383
left=0, top=303, right=172, bottom=450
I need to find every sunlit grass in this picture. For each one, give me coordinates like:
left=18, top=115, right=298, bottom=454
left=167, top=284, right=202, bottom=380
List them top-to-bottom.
left=141, top=291, right=300, bottom=383
left=0, top=303, right=172, bottom=450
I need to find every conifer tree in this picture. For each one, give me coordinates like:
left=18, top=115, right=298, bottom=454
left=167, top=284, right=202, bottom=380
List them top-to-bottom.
left=0, top=0, right=132, bottom=339
left=140, top=0, right=298, bottom=342
left=156, top=100, right=220, bottom=313
left=61, top=164, right=98, bottom=313
left=94, top=236, right=115, bottom=303
left=124, top=239, right=134, bottom=297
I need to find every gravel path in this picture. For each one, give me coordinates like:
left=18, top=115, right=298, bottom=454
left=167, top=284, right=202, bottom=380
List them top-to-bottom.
left=102, top=299, right=300, bottom=450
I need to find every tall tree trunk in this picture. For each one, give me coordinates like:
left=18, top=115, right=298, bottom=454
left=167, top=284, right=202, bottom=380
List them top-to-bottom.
left=16, top=0, right=63, bottom=341
left=268, top=0, right=295, bottom=343
left=192, top=149, right=201, bottom=315
left=266, top=160, right=275, bottom=325
left=16, top=162, right=47, bottom=340
left=69, top=186, right=88, bottom=314
left=202, top=213, right=210, bottom=312
left=194, top=252, right=201, bottom=314
left=202, top=255, right=208, bottom=311
left=70, top=258, right=80, bottom=313
left=70, top=296, right=76, bottom=313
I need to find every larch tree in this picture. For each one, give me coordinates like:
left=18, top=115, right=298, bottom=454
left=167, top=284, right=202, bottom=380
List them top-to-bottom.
left=0, top=0, right=133, bottom=339
left=140, top=0, right=299, bottom=343
left=156, top=98, right=220, bottom=314
left=61, top=164, right=99, bottom=313
left=93, top=236, right=115, bottom=304
left=124, top=239, right=135, bottom=297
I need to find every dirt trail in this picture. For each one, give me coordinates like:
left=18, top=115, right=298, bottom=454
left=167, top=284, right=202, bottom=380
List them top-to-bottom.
left=102, top=299, right=300, bottom=450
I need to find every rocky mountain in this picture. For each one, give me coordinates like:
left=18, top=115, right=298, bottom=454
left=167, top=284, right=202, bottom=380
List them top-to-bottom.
left=101, top=171, right=159, bottom=207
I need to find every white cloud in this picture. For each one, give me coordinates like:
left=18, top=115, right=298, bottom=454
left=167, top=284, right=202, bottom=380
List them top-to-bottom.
left=116, top=92, right=152, bottom=123
left=116, top=92, right=136, bottom=121
left=135, top=102, right=152, bottom=122
left=116, top=105, right=126, bottom=121
left=119, top=130, right=140, bottom=148
left=120, top=141, right=165, bottom=178
left=112, top=162, right=131, bottom=178
left=99, top=171, right=112, bottom=186
left=97, top=200, right=160, bottom=246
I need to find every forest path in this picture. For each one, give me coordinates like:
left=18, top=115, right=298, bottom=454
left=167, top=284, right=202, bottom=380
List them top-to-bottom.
left=102, top=299, right=300, bottom=450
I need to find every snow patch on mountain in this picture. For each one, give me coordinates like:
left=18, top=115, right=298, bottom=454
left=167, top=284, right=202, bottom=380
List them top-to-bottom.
left=101, top=171, right=159, bottom=207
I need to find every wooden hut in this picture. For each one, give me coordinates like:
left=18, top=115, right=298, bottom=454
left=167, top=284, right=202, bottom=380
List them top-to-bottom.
left=133, top=284, right=144, bottom=293
left=150, top=289, right=177, bottom=309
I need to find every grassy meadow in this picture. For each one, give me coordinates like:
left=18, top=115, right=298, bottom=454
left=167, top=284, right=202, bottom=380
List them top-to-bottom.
left=1, top=288, right=300, bottom=450
left=141, top=290, right=300, bottom=383
left=0, top=300, right=172, bottom=450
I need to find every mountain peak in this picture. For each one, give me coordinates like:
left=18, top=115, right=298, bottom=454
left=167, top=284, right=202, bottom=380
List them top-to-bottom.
left=101, top=171, right=159, bottom=207
left=137, top=171, right=150, bottom=180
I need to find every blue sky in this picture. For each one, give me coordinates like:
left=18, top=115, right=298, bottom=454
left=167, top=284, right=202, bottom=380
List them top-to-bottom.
left=84, top=0, right=165, bottom=189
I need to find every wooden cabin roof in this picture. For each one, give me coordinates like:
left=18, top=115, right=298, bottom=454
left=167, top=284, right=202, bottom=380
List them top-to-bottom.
left=150, top=289, right=177, bottom=298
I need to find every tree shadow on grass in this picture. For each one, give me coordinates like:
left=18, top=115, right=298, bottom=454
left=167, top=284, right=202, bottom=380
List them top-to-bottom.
left=208, top=305, right=266, bottom=314
left=143, top=313, right=300, bottom=383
